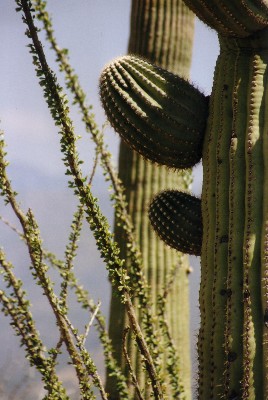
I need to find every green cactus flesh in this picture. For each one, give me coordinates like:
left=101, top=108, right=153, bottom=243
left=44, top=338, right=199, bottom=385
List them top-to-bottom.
left=128, top=0, right=194, bottom=76
left=183, top=0, right=268, bottom=38
left=102, top=1, right=268, bottom=399
left=136, top=16, right=268, bottom=400
left=197, top=29, right=268, bottom=399
left=100, top=55, right=208, bottom=169
left=149, top=190, right=202, bottom=256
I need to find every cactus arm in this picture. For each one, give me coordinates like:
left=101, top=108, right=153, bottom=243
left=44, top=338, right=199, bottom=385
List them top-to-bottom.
left=128, top=0, right=194, bottom=77
left=183, top=0, right=268, bottom=37
left=242, top=45, right=265, bottom=399
left=211, top=47, right=236, bottom=399
left=100, top=56, right=207, bottom=169
left=196, top=62, right=218, bottom=400
left=149, top=191, right=202, bottom=256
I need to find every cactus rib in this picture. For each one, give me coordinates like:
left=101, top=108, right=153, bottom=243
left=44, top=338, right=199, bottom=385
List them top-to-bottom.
left=128, top=0, right=195, bottom=76
left=183, top=0, right=268, bottom=37
left=198, top=30, right=268, bottom=399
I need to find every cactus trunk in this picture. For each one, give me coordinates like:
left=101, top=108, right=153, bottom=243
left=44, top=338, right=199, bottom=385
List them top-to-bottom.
left=128, top=0, right=194, bottom=77
left=106, top=1, right=194, bottom=399
left=199, top=30, right=268, bottom=400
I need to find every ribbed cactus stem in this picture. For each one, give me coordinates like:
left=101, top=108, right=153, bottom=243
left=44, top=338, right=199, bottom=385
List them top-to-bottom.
left=128, top=0, right=194, bottom=77
left=183, top=0, right=268, bottom=37
left=105, top=1, right=195, bottom=399
left=199, top=29, right=268, bottom=400
left=100, top=55, right=208, bottom=169
left=108, top=145, right=192, bottom=399
left=149, top=190, right=202, bottom=256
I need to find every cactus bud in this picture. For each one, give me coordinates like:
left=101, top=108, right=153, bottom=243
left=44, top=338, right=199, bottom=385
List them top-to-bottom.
left=100, top=55, right=208, bottom=169
left=149, top=190, right=202, bottom=256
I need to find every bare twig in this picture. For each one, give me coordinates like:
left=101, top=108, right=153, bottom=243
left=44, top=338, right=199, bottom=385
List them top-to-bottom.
left=0, top=215, right=24, bottom=239
left=82, top=301, right=101, bottom=346
left=123, top=327, right=144, bottom=400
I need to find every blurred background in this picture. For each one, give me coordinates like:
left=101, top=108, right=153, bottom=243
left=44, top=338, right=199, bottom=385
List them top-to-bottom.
left=0, top=2, right=218, bottom=398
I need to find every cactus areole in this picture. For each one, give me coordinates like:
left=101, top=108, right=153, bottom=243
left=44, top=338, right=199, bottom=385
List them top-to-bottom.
left=101, top=1, right=268, bottom=399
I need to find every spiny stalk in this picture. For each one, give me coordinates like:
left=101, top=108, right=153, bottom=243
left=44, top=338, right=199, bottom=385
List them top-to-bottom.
left=15, top=1, right=165, bottom=397
left=30, top=1, right=165, bottom=369
left=0, top=135, right=99, bottom=399
left=0, top=209, right=130, bottom=399
left=0, top=249, right=69, bottom=400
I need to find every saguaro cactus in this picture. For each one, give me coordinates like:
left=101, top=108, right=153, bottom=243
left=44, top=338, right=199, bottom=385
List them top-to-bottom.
left=101, top=1, right=268, bottom=399
left=105, top=1, right=194, bottom=399
left=182, top=3, right=268, bottom=399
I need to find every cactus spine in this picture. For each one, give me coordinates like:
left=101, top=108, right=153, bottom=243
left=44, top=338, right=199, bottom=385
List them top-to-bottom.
left=105, top=1, right=194, bottom=399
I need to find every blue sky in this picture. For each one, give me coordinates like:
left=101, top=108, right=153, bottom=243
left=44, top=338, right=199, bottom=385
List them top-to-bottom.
left=0, top=2, right=219, bottom=398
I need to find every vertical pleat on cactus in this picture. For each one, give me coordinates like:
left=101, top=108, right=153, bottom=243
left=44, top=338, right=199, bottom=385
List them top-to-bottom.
left=128, top=0, right=194, bottom=77
left=105, top=1, right=195, bottom=399
left=157, top=1, right=268, bottom=397
left=179, top=1, right=268, bottom=396
left=198, top=31, right=268, bottom=400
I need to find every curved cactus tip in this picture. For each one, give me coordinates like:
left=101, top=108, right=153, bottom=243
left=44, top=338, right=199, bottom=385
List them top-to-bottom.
left=184, top=0, right=268, bottom=38
left=99, top=54, right=208, bottom=170
left=148, top=190, right=202, bottom=256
